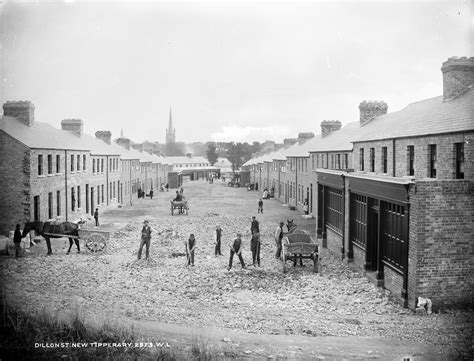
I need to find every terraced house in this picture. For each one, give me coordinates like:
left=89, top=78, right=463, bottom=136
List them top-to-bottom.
left=243, top=57, right=474, bottom=308
left=0, top=101, right=170, bottom=235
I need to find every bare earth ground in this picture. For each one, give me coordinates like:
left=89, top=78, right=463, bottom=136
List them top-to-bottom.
left=1, top=180, right=473, bottom=360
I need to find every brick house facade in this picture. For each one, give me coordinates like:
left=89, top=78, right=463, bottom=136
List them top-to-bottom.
left=243, top=57, right=474, bottom=308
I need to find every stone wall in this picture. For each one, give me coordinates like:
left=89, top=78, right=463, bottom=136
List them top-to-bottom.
left=326, top=228, right=343, bottom=257
left=352, top=244, right=366, bottom=271
left=384, top=265, right=404, bottom=304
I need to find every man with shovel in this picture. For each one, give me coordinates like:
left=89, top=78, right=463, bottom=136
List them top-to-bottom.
left=227, top=233, right=246, bottom=270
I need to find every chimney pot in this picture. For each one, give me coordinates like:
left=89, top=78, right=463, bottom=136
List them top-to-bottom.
left=441, top=56, right=474, bottom=101
left=359, top=100, right=388, bottom=125
left=3, top=101, right=35, bottom=127
left=61, top=119, right=83, bottom=136
left=320, top=120, right=342, bottom=138
left=95, top=130, right=112, bottom=144
left=116, top=137, right=131, bottom=150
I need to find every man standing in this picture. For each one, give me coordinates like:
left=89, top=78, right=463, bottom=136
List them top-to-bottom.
left=149, top=188, right=154, bottom=200
left=258, top=198, right=264, bottom=213
left=94, top=208, right=99, bottom=227
left=251, top=216, right=259, bottom=235
left=138, top=220, right=155, bottom=260
left=274, top=221, right=284, bottom=259
left=13, top=224, right=24, bottom=258
left=215, top=225, right=222, bottom=256
left=250, top=232, right=261, bottom=267
left=227, top=233, right=245, bottom=270
left=185, top=234, right=196, bottom=266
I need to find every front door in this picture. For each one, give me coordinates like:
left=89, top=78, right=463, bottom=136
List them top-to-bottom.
left=366, top=199, right=379, bottom=272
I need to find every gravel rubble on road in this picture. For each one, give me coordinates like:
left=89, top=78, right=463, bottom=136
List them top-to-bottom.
left=1, top=181, right=472, bottom=355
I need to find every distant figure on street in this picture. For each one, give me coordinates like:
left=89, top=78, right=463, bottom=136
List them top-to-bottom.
left=255, top=182, right=258, bottom=191
left=165, top=183, right=169, bottom=192
left=138, top=188, right=142, bottom=199
left=150, top=188, right=154, bottom=200
left=174, top=190, right=183, bottom=202
left=258, top=198, right=264, bottom=213
left=303, top=199, right=309, bottom=215
left=94, top=208, right=99, bottom=226
left=251, top=216, right=260, bottom=235
left=138, top=220, right=155, bottom=260
left=274, top=221, right=284, bottom=259
left=13, top=224, right=24, bottom=258
left=215, top=225, right=222, bottom=256
left=250, top=232, right=261, bottom=267
left=228, top=233, right=245, bottom=270
left=185, top=234, right=196, bottom=266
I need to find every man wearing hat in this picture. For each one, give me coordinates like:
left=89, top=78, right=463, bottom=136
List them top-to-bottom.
left=138, top=220, right=155, bottom=260
left=274, top=221, right=285, bottom=259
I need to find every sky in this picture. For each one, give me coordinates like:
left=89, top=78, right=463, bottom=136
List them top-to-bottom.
left=0, top=0, right=472, bottom=144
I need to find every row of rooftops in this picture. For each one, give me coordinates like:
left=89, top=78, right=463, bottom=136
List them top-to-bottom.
left=244, top=57, right=474, bottom=166
left=0, top=112, right=213, bottom=167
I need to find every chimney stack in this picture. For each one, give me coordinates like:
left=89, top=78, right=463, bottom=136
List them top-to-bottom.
left=441, top=57, right=474, bottom=101
left=3, top=101, right=35, bottom=127
left=359, top=101, right=388, bottom=126
left=61, top=119, right=83, bottom=136
left=320, top=120, right=341, bottom=138
left=95, top=130, right=112, bottom=144
left=297, top=132, right=315, bottom=145
left=116, top=137, right=131, bottom=150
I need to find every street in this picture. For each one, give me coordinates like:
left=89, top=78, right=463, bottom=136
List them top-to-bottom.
left=1, top=179, right=472, bottom=359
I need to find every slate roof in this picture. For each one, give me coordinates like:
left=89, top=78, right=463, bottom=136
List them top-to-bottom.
left=354, top=88, right=474, bottom=142
left=0, top=116, right=90, bottom=151
left=308, top=122, right=359, bottom=153
left=75, top=133, right=121, bottom=156
left=285, top=135, right=322, bottom=157
left=165, top=156, right=209, bottom=165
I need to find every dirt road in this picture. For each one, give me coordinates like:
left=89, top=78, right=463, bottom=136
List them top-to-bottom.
left=1, top=180, right=472, bottom=359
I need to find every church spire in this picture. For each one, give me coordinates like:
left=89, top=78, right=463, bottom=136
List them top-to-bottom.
left=166, top=106, right=176, bottom=144
left=168, top=107, right=173, bottom=133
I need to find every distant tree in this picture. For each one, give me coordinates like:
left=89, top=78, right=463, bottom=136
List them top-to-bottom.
left=165, top=142, right=185, bottom=156
left=226, top=142, right=246, bottom=173
left=206, top=144, right=218, bottom=165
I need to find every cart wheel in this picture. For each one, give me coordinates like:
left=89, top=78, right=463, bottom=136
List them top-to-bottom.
left=85, top=234, right=106, bottom=252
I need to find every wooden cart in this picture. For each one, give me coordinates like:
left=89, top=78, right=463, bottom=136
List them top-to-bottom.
left=170, top=200, right=189, bottom=215
left=78, top=228, right=110, bottom=252
left=281, top=232, right=319, bottom=273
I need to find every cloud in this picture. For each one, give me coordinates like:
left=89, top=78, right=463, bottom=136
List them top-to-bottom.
left=211, top=125, right=291, bottom=143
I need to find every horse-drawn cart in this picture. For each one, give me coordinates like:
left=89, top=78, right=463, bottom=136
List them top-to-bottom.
left=170, top=200, right=189, bottom=215
left=41, top=227, right=110, bottom=253
left=78, top=228, right=110, bottom=252
left=281, top=232, right=319, bottom=273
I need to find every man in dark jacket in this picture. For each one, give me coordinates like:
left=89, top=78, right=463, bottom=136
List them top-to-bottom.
left=250, top=216, right=259, bottom=235
left=13, top=224, right=24, bottom=258
left=227, top=233, right=245, bottom=270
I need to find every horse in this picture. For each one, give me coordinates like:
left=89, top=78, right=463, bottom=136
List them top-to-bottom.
left=22, top=220, right=85, bottom=255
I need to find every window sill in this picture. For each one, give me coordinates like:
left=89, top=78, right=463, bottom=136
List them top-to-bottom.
left=37, top=175, right=46, bottom=178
